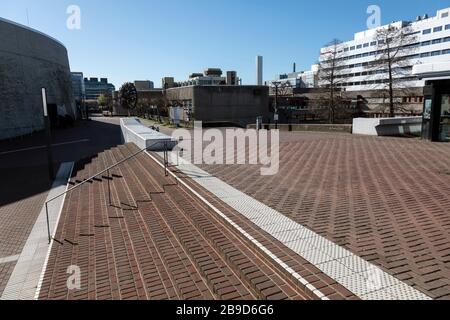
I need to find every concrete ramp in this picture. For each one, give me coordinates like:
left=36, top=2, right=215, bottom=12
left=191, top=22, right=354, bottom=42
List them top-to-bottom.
left=120, top=118, right=177, bottom=151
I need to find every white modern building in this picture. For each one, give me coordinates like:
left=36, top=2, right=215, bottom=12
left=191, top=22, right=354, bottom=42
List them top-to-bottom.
left=319, top=7, right=450, bottom=92
left=269, top=64, right=319, bottom=89
left=172, top=68, right=240, bottom=87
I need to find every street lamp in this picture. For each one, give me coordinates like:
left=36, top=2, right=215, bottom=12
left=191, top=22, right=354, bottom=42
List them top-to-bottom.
left=41, top=88, right=54, bottom=181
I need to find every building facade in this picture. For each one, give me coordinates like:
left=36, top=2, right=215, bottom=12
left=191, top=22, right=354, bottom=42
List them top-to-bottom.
left=319, top=7, right=450, bottom=92
left=0, top=17, right=75, bottom=139
left=269, top=65, right=319, bottom=90
left=164, top=68, right=240, bottom=88
left=84, top=77, right=115, bottom=101
left=134, top=80, right=154, bottom=91
left=165, top=85, right=269, bottom=127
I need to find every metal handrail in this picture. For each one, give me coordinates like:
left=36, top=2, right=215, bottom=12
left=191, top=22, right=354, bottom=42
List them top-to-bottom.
left=45, top=140, right=173, bottom=244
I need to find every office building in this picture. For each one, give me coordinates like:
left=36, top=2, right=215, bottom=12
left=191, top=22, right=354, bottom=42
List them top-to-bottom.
left=319, top=7, right=450, bottom=92
left=269, top=64, right=319, bottom=90
left=71, top=72, right=85, bottom=104
left=84, top=77, right=115, bottom=101
left=134, top=80, right=154, bottom=91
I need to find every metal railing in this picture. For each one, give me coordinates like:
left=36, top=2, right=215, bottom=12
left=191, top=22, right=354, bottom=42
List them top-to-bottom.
left=45, top=140, right=173, bottom=244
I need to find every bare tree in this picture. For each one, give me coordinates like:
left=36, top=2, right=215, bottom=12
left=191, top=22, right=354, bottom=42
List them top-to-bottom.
left=366, top=24, right=419, bottom=117
left=317, top=39, right=349, bottom=124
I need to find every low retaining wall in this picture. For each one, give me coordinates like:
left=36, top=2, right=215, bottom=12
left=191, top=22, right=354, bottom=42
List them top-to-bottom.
left=352, top=117, right=422, bottom=136
left=120, top=118, right=177, bottom=151
left=247, top=123, right=353, bottom=134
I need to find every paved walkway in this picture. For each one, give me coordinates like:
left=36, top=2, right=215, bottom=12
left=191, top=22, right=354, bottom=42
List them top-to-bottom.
left=0, top=117, right=122, bottom=296
left=197, top=132, right=450, bottom=299
left=38, top=143, right=357, bottom=300
left=168, top=152, right=430, bottom=300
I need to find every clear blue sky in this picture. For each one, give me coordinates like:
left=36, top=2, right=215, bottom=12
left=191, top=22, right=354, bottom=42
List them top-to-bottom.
left=1, top=0, right=448, bottom=87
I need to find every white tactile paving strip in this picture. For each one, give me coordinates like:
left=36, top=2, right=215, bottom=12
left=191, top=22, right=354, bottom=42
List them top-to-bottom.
left=165, top=152, right=432, bottom=301
left=0, top=162, right=74, bottom=300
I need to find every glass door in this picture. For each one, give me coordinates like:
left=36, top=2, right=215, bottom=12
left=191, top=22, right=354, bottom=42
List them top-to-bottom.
left=440, top=94, right=450, bottom=142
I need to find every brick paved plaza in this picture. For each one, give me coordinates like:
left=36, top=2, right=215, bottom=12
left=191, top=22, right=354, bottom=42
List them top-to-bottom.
left=2, top=118, right=450, bottom=300
left=199, top=131, right=450, bottom=299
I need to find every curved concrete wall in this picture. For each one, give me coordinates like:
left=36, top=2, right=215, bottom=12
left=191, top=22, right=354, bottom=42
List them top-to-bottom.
left=0, top=18, right=75, bottom=139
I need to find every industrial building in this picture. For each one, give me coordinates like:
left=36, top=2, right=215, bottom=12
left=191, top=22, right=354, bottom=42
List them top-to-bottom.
left=0, top=17, right=75, bottom=140
left=162, top=68, right=240, bottom=88
left=165, top=85, right=269, bottom=127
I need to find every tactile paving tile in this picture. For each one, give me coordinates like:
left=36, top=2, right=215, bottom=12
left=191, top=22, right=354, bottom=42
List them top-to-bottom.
left=261, top=221, right=303, bottom=235
left=272, top=228, right=314, bottom=243
left=285, top=239, right=317, bottom=255
left=318, top=243, right=353, bottom=260
left=300, top=248, right=335, bottom=265
left=337, top=255, right=375, bottom=274
left=316, top=261, right=355, bottom=280
left=357, top=268, right=403, bottom=289
left=337, top=273, right=378, bottom=296
left=382, top=283, right=431, bottom=300
left=361, top=289, right=398, bottom=300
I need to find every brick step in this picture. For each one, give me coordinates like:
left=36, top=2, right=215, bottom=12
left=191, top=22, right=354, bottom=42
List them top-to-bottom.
left=120, top=144, right=306, bottom=300
left=110, top=145, right=252, bottom=300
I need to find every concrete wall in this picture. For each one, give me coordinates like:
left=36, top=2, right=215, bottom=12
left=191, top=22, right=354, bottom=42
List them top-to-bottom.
left=0, top=18, right=75, bottom=140
left=166, top=86, right=269, bottom=127
left=353, top=117, right=422, bottom=136
left=120, top=118, right=177, bottom=151
left=248, top=123, right=352, bottom=134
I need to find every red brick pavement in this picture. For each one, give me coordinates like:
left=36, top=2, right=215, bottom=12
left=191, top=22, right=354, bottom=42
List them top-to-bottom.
left=198, top=132, right=450, bottom=300
left=40, top=143, right=353, bottom=300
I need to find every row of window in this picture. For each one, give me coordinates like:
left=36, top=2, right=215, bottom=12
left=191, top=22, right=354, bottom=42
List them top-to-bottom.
left=336, top=24, right=450, bottom=53
left=422, top=24, right=450, bottom=34
left=330, top=36, right=450, bottom=64
left=420, top=48, right=450, bottom=57
left=334, top=67, right=411, bottom=79
left=336, top=76, right=417, bottom=87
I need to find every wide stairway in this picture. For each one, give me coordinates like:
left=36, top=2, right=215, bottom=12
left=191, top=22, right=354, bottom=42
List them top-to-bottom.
left=38, top=143, right=311, bottom=300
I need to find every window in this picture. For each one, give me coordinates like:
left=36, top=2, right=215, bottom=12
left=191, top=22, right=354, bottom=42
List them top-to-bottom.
left=442, top=12, right=449, bottom=18
left=446, top=24, right=450, bottom=30
left=433, top=26, right=443, bottom=32
left=423, top=29, right=431, bottom=34
left=444, top=37, right=450, bottom=42
left=432, top=39, right=442, bottom=44
left=370, top=41, right=377, bottom=46
left=421, top=41, right=431, bottom=46
left=363, top=43, right=369, bottom=48
left=356, top=44, right=362, bottom=49
left=350, top=46, right=355, bottom=50
left=344, top=47, right=349, bottom=52
left=443, top=49, right=450, bottom=55
left=431, top=50, right=441, bottom=56
left=421, top=52, right=430, bottom=57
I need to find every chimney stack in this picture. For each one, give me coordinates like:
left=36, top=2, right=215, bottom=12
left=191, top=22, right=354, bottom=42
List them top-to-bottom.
left=256, top=56, right=263, bottom=86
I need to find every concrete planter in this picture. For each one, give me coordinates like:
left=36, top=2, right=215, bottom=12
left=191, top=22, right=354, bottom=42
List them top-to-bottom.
left=352, top=117, right=422, bottom=136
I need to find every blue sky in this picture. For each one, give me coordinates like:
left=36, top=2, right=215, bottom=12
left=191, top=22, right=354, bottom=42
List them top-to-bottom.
left=1, top=0, right=448, bottom=87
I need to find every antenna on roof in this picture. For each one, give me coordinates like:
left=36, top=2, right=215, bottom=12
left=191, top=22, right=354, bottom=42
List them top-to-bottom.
left=26, top=8, right=30, bottom=26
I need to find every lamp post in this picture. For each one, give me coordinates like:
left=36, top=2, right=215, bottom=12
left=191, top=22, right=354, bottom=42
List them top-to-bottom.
left=272, top=81, right=281, bottom=129
left=41, top=88, right=54, bottom=181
